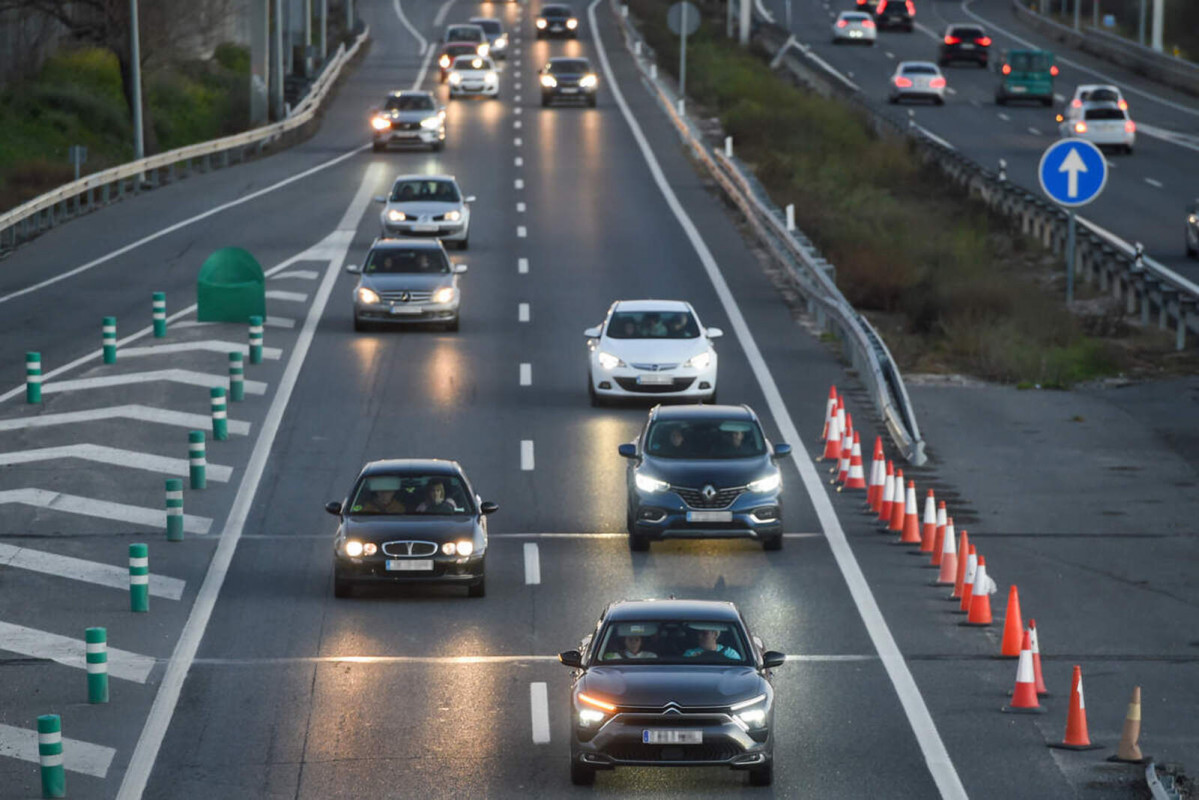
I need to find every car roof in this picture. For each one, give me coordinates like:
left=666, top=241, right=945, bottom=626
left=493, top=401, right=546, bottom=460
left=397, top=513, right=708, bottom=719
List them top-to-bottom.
left=839, top=10, right=870, bottom=17
left=548, top=56, right=591, bottom=64
left=898, top=61, right=939, bottom=70
left=1074, top=83, right=1120, bottom=94
left=1081, top=101, right=1126, bottom=113
left=392, top=173, right=457, bottom=183
left=370, top=237, right=448, bottom=251
left=611, top=299, right=692, bottom=313
left=650, top=403, right=757, bottom=421
left=359, top=459, right=463, bottom=476
left=604, top=599, right=742, bottom=623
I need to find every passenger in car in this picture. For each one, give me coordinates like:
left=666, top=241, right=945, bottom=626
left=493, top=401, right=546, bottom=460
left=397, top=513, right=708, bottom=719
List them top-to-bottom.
left=604, top=634, right=658, bottom=660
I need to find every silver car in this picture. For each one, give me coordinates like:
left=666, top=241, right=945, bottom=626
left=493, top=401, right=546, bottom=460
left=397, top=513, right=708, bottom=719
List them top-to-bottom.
left=889, top=61, right=947, bottom=105
left=370, top=91, right=446, bottom=152
left=377, top=174, right=474, bottom=249
left=347, top=239, right=467, bottom=332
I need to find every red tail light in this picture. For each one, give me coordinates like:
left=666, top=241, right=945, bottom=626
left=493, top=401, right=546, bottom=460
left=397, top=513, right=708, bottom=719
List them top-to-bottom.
left=877, top=0, right=887, bottom=11
left=906, top=0, right=915, bottom=14
left=862, top=18, right=875, bottom=27
left=837, top=19, right=848, bottom=27
left=944, top=35, right=960, bottom=45
left=976, top=36, right=991, bottom=46
left=1002, top=64, right=1011, bottom=75
left=1050, top=65, right=1059, bottom=76
left=895, top=76, right=913, bottom=88
left=930, top=77, right=947, bottom=88
left=1071, top=98, right=1082, bottom=108
left=1125, top=120, right=1136, bottom=133
left=1073, top=121, right=1087, bottom=134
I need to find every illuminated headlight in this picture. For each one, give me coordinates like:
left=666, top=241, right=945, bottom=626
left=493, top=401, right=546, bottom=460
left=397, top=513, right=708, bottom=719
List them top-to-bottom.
left=536, top=18, right=547, bottom=28
left=566, top=18, right=578, bottom=28
left=495, top=35, right=508, bottom=49
left=478, top=43, right=490, bottom=56
left=439, top=54, right=450, bottom=68
left=485, top=71, right=498, bottom=83
left=449, top=72, right=463, bottom=85
left=540, top=74, right=558, bottom=88
left=579, top=74, right=598, bottom=88
left=420, top=115, right=442, bottom=129
left=370, top=116, right=390, bottom=131
left=386, top=209, right=407, bottom=222
left=443, top=209, right=462, bottom=222
left=1190, top=215, right=1198, bottom=225
left=357, top=287, right=381, bottom=305
left=431, top=287, right=456, bottom=304
left=596, top=351, right=624, bottom=370
left=684, top=351, right=712, bottom=369
left=635, top=473, right=670, bottom=493
left=747, top=473, right=781, bottom=494
left=344, top=540, right=377, bottom=557
left=441, top=540, right=475, bottom=556
left=731, top=693, right=769, bottom=729
left=578, top=709, right=606, bottom=726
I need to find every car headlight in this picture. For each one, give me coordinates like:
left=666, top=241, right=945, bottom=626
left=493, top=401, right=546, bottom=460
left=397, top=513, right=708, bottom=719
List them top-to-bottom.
left=536, top=18, right=547, bottom=28
left=566, top=18, right=578, bottom=28
left=495, top=35, right=508, bottom=48
left=478, top=43, right=490, bottom=56
left=439, top=54, right=450, bottom=68
left=485, top=70, right=498, bottom=82
left=449, top=72, right=462, bottom=85
left=540, top=74, right=558, bottom=88
left=580, top=74, right=598, bottom=88
left=420, top=115, right=442, bottom=129
left=370, top=116, right=390, bottom=131
left=386, top=209, right=407, bottom=222
left=443, top=209, right=461, bottom=222
left=1190, top=215, right=1198, bottom=225
left=357, top=287, right=381, bottom=305
left=431, top=287, right=456, bottom=304
left=596, top=350, right=624, bottom=370
left=684, top=351, right=712, bottom=370
left=635, top=473, right=670, bottom=493
left=747, top=473, right=781, bottom=494
left=345, top=540, right=377, bottom=557
left=441, top=541, right=475, bottom=556
left=578, top=692, right=617, bottom=714
left=731, top=693, right=769, bottom=729
left=578, top=708, right=606, bottom=726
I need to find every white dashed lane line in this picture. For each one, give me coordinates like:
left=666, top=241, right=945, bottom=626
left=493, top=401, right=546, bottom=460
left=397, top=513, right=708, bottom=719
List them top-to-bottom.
left=885, top=51, right=894, bottom=59
left=515, top=94, right=523, bottom=103
left=515, top=106, right=522, bottom=115
left=998, top=112, right=1010, bottom=121
left=514, top=119, right=522, bottom=129
left=1028, top=127, right=1042, bottom=136
left=515, top=137, right=523, bottom=147
left=515, top=156, right=524, bottom=166
left=515, top=178, right=524, bottom=189
left=1145, top=178, right=1163, bottom=188
left=517, top=202, right=526, bottom=212
left=517, top=225, right=527, bottom=237
left=518, top=257, right=529, bottom=274
left=519, top=303, right=530, bottom=322
left=520, top=363, right=532, bottom=386
left=521, top=440, right=535, bottom=470
left=524, top=542, right=541, bottom=584
left=530, top=682, right=551, bottom=743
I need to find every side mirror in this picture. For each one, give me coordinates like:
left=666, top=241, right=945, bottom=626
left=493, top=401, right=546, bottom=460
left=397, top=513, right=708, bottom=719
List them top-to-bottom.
left=373, top=195, right=386, bottom=203
left=465, top=195, right=478, bottom=203
left=345, top=264, right=361, bottom=274
left=453, top=264, right=469, bottom=274
left=583, top=326, right=601, bottom=338
left=706, top=327, right=724, bottom=339
left=618, top=443, right=637, bottom=459
left=772, top=443, right=792, bottom=459
left=325, top=501, right=343, bottom=515
left=480, top=501, right=499, bottom=514
left=558, top=650, right=583, bottom=668
left=762, top=651, right=786, bottom=669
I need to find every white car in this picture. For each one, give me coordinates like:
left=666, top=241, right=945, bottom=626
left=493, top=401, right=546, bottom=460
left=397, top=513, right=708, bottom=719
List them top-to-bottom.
left=832, top=12, right=876, bottom=45
left=447, top=55, right=499, bottom=99
left=889, top=61, right=946, bottom=104
left=1066, top=84, right=1128, bottom=114
left=1058, top=101, right=1136, bottom=154
left=377, top=174, right=474, bottom=249
left=585, top=300, right=722, bottom=406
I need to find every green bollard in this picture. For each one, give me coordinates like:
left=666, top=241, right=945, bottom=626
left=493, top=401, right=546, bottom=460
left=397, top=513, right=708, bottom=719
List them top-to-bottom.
left=152, top=292, right=167, bottom=337
left=248, top=316, right=264, bottom=365
left=102, top=317, right=117, bottom=364
left=26, top=352, right=42, bottom=404
left=228, top=352, right=245, bottom=402
left=210, top=387, right=227, bottom=441
left=188, top=431, right=206, bottom=489
left=165, top=479, right=184, bottom=542
left=129, top=543, right=149, bottom=612
left=86, top=627, right=109, bottom=703
left=37, top=714, right=65, bottom=798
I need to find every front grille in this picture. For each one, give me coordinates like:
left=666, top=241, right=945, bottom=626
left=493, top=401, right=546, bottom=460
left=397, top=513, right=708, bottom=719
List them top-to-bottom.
left=396, top=121, right=421, bottom=131
left=378, top=290, right=434, bottom=303
left=629, top=362, right=679, bottom=371
left=614, top=377, right=695, bottom=393
left=673, top=486, right=745, bottom=509
left=381, top=540, right=438, bottom=557
left=618, top=714, right=729, bottom=727
left=606, top=742, right=742, bottom=763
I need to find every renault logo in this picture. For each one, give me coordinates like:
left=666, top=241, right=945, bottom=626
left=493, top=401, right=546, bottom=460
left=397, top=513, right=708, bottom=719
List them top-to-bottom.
left=701, top=484, right=717, bottom=500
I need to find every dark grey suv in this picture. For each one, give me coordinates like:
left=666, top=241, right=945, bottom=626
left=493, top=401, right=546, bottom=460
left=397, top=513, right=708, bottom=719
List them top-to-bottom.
left=559, top=599, right=785, bottom=786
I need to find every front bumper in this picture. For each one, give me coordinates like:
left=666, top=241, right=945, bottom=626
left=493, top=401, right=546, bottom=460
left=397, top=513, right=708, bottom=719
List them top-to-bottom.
left=537, top=24, right=578, bottom=37
left=449, top=80, right=499, bottom=97
left=544, top=85, right=597, bottom=101
left=374, top=128, right=443, bottom=147
left=1071, top=130, right=1135, bottom=148
left=382, top=221, right=467, bottom=240
left=354, top=298, right=460, bottom=324
left=590, top=364, right=715, bottom=400
left=630, top=491, right=782, bottom=541
left=334, top=553, right=484, bottom=584
left=573, top=713, right=771, bottom=770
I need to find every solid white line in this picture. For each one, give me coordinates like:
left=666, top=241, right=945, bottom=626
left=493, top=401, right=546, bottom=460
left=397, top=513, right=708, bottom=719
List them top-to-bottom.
left=392, top=0, right=429, bottom=54
left=434, top=0, right=456, bottom=26
left=589, top=3, right=966, bottom=797
left=803, top=49, right=861, bottom=92
left=914, top=124, right=955, bottom=150
left=116, top=165, right=385, bottom=800
left=1144, top=177, right=1163, bottom=188
left=515, top=178, right=525, bottom=189
left=517, top=201, right=526, bottom=212
left=517, top=225, right=528, bottom=237
left=518, top=257, right=529, bottom=274
left=269, top=269, right=320, bottom=281
left=264, top=289, right=309, bottom=303
left=518, top=302, right=530, bottom=322
left=266, top=315, right=297, bottom=329
left=119, top=340, right=283, bottom=360
left=520, top=363, right=532, bottom=385
left=41, top=369, right=267, bottom=396
left=0, top=405, right=250, bottom=436
left=521, top=440, right=534, bottom=470
left=0, top=444, right=232, bottom=483
left=0, top=488, right=212, bottom=534
left=523, top=542, right=541, bottom=584
left=0, top=543, right=185, bottom=599
left=0, top=621, right=156, bottom=683
left=189, top=651, right=872, bottom=665
left=530, top=682, right=551, bottom=743
left=0, top=723, right=116, bottom=778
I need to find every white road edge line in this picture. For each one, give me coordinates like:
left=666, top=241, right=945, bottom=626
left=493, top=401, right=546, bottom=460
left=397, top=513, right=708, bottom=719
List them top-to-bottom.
left=392, top=0, right=429, bottom=55
left=588, top=2, right=967, bottom=797
left=115, top=163, right=385, bottom=800
left=520, top=363, right=532, bottom=385
left=521, top=440, right=535, bottom=471
left=523, top=542, right=541, bottom=584
left=530, top=682, right=551, bottom=743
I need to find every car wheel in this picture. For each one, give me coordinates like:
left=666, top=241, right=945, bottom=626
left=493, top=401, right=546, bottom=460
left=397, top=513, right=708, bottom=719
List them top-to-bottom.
left=542, top=94, right=552, bottom=107
left=588, top=95, right=597, bottom=108
left=888, top=95, right=898, bottom=104
left=935, top=97, right=945, bottom=105
left=1042, top=97, right=1053, bottom=107
left=431, top=140, right=444, bottom=152
left=371, top=141, right=384, bottom=152
left=1124, top=145, right=1134, bottom=155
left=1188, top=241, right=1198, bottom=259
left=353, top=315, right=367, bottom=333
left=446, top=316, right=460, bottom=333
left=589, top=378, right=603, bottom=407
left=628, top=532, right=650, bottom=552
left=762, top=533, right=783, bottom=551
left=467, top=577, right=486, bottom=598
left=334, top=578, right=353, bottom=598
left=570, top=761, right=596, bottom=786
left=747, top=761, right=773, bottom=786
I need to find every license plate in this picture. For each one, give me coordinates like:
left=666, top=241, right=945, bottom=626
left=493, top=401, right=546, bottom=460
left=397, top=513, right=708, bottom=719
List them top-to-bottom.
left=551, top=25, right=563, bottom=30
left=960, top=43, right=974, bottom=49
left=1011, top=86, right=1027, bottom=93
left=560, top=88, right=579, bottom=94
left=410, top=224, right=438, bottom=232
left=390, top=305, right=422, bottom=315
left=637, top=374, right=673, bottom=385
left=687, top=511, right=733, bottom=523
left=386, top=559, right=433, bottom=571
left=643, top=730, right=703, bottom=745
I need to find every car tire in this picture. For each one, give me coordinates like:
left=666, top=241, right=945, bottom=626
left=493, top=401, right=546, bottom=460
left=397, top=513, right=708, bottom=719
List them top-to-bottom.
left=542, top=94, right=552, bottom=107
left=588, top=95, right=597, bottom=108
left=888, top=95, right=898, bottom=104
left=935, top=97, right=945, bottom=106
left=1041, top=97, right=1053, bottom=107
left=431, top=140, right=444, bottom=152
left=371, top=141, right=384, bottom=152
left=1124, top=145, right=1134, bottom=155
left=458, top=236, right=469, bottom=250
left=353, top=315, right=368, bottom=333
left=446, top=316, right=460, bottom=332
left=589, top=378, right=603, bottom=407
left=628, top=532, right=650, bottom=552
left=762, top=534, right=784, bottom=552
left=467, top=577, right=486, bottom=598
left=334, top=578, right=353, bottom=598
left=570, top=761, right=596, bottom=786
left=748, top=761, right=773, bottom=786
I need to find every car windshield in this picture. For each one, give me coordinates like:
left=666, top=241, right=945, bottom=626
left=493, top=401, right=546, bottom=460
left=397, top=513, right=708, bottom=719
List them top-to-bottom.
left=542, top=6, right=572, bottom=17
left=842, top=13, right=869, bottom=20
left=472, top=19, right=502, bottom=33
left=447, top=26, right=483, bottom=41
left=951, top=27, right=983, bottom=38
left=446, top=44, right=477, bottom=56
left=1010, top=52, right=1053, bottom=72
left=453, top=55, right=492, bottom=71
left=550, top=59, right=591, bottom=74
left=902, top=65, right=938, bottom=75
left=384, top=94, right=434, bottom=112
left=1084, top=108, right=1126, bottom=120
left=389, top=179, right=461, bottom=203
left=364, top=248, right=450, bottom=274
left=607, top=310, right=699, bottom=339
left=644, top=419, right=767, bottom=459
left=349, top=474, right=473, bottom=515
left=595, top=620, right=751, bottom=666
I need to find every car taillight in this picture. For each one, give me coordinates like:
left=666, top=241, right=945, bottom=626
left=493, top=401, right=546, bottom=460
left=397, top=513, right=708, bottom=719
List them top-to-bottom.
left=877, top=0, right=887, bottom=11
left=906, top=0, right=915, bottom=14
left=862, top=18, right=875, bottom=27
left=837, top=19, right=848, bottom=27
left=944, top=35, right=960, bottom=45
left=977, top=36, right=991, bottom=46
left=1002, top=64, right=1011, bottom=75
left=1050, top=65, right=1059, bottom=76
left=895, top=76, right=913, bottom=87
left=930, top=77, right=947, bottom=88
left=1071, top=98, right=1082, bottom=108
left=1118, top=99, right=1128, bottom=110
left=1125, top=120, right=1136, bottom=133
left=1074, top=122, right=1087, bottom=134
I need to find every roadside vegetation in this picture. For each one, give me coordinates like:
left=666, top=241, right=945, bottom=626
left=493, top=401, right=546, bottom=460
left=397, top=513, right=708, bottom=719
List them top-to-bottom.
left=628, top=0, right=1198, bottom=386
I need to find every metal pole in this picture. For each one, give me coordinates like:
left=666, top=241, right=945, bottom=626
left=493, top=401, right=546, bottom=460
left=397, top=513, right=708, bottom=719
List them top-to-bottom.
left=130, top=0, right=145, bottom=161
left=273, top=0, right=285, bottom=119
left=305, top=0, right=313, bottom=45
left=320, top=0, right=327, bottom=60
left=346, top=0, right=354, bottom=32
left=727, top=0, right=733, bottom=38
left=739, top=0, right=751, bottom=46
left=785, top=0, right=791, bottom=31
left=1073, top=0, right=1080, bottom=30
left=1092, top=0, right=1098, bottom=27
left=1138, top=0, right=1146, bottom=45
left=1150, top=0, right=1163, bottom=51
left=679, top=3, right=688, bottom=100
left=1066, top=211, right=1076, bottom=304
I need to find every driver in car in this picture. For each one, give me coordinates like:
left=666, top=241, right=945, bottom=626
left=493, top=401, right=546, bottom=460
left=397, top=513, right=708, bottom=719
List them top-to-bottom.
left=415, top=480, right=457, bottom=514
left=684, top=625, right=742, bottom=660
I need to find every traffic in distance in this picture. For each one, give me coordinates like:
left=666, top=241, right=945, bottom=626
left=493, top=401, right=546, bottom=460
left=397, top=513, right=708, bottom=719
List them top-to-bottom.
left=350, top=4, right=792, bottom=786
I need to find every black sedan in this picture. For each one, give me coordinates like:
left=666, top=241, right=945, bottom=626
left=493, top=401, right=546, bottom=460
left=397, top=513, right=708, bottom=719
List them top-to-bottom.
left=536, top=4, right=579, bottom=38
left=938, top=24, right=991, bottom=67
left=539, top=57, right=599, bottom=107
left=620, top=404, right=790, bottom=551
left=328, top=459, right=497, bottom=597
left=559, top=599, right=785, bottom=786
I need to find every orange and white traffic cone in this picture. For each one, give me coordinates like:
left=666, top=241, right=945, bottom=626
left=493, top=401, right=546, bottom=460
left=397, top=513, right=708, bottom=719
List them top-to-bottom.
left=821, top=386, right=838, bottom=441
left=821, top=405, right=842, bottom=461
left=835, top=414, right=853, bottom=481
left=844, top=433, right=866, bottom=490
left=867, top=437, right=885, bottom=510
left=877, top=461, right=895, bottom=524
left=889, top=470, right=906, bottom=532
left=898, top=481, right=921, bottom=545
left=918, top=490, right=937, bottom=553
left=929, top=501, right=947, bottom=566
left=933, top=518, right=958, bottom=586
left=949, top=533, right=971, bottom=599
left=958, top=546, right=978, bottom=612
left=964, top=556, right=995, bottom=625
left=999, top=586, right=1024, bottom=657
left=1029, top=619, right=1049, bottom=695
left=1001, top=629, right=1046, bottom=714
left=1050, top=666, right=1101, bottom=749
left=1107, top=686, right=1147, bottom=763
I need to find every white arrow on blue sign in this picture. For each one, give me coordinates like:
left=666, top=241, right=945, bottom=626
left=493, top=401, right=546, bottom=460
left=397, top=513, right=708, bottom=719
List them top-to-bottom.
left=1038, top=139, right=1108, bottom=207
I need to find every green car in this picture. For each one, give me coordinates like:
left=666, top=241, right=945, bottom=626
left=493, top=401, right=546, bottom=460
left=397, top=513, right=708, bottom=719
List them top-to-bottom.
left=995, top=49, right=1058, bottom=106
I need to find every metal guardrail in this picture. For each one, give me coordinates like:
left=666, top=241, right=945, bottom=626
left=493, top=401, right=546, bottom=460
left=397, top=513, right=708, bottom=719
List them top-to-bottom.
left=612, top=2, right=927, bottom=464
left=754, top=22, right=1199, bottom=350
left=0, top=26, right=371, bottom=255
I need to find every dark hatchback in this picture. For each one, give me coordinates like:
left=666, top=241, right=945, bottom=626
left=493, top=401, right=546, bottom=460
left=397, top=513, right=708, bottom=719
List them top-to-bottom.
left=873, top=0, right=915, bottom=31
left=536, top=4, right=579, bottom=38
left=938, top=24, right=991, bottom=67
left=540, top=57, right=599, bottom=107
left=620, top=405, right=790, bottom=551
left=328, top=459, right=497, bottom=598
left=559, top=599, right=785, bottom=786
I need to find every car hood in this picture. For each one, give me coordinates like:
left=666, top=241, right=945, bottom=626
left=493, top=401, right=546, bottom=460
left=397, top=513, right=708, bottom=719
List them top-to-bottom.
left=384, top=110, right=439, bottom=123
left=383, top=201, right=462, bottom=216
left=359, top=273, right=454, bottom=292
left=599, top=338, right=710, bottom=364
left=641, top=455, right=774, bottom=488
left=341, top=515, right=477, bottom=543
left=579, top=666, right=764, bottom=707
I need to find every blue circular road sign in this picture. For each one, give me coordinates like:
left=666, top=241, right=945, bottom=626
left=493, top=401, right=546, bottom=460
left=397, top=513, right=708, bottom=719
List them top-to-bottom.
left=1038, top=139, right=1108, bottom=208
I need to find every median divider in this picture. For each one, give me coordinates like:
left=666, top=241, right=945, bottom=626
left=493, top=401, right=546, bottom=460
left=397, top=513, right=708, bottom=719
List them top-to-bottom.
left=152, top=293, right=167, bottom=338
left=26, top=351, right=41, bottom=404
left=188, top=431, right=206, bottom=490
left=165, top=479, right=184, bottom=542
left=129, top=543, right=149, bottom=612
left=86, top=627, right=109, bottom=704
left=37, top=714, right=65, bottom=798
